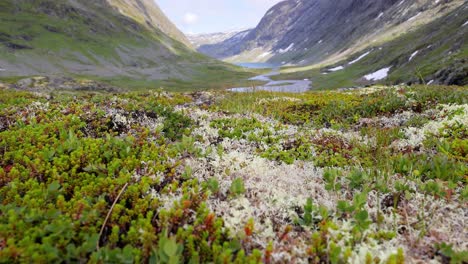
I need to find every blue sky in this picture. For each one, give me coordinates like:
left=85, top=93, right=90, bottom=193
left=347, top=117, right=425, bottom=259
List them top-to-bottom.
left=157, top=0, right=282, bottom=34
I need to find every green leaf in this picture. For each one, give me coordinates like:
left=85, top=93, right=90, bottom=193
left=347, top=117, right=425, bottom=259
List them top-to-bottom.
left=229, top=178, right=245, bottom=197
left=48, top=181, right=61, bottom=192
left=353, top=192, right=368, bottom=209
left=304, top=198, right=314, bottom=212
left=337, top=200, right=352, bottom=213
left=355, top=210, right=369, bottom=223
left=163, top=239, right=178, bottom=256
left=228, top=239, right=242, bottom=252
left=149, top=250, right=158, bottom=264
left=168, top=255, right=180, bottom=264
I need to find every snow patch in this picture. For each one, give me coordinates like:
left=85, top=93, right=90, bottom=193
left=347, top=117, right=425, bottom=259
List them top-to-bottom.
left=376, top=12, right=384, bottom=20
left=408, top=12, right=421, bottom=21
left=463, top=21, right=468, bottom=27
left=318, top=39, right=323, bottom=44
left=278, top=43, right=294, bottom=54
left=409, top=50, right=419, bottom=61
left=349, top=51, right=371, bottom=65
left=258, top=52, right=271, bottom=59
left=329, top=66, right=344, bottom=72
left=364, top=67, right=391, bottom=81
left=427, top=80, right=434, bottom=85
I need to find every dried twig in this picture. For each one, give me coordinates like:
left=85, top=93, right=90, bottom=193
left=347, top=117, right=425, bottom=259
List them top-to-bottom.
left=97, top=182, right=129, bottom=250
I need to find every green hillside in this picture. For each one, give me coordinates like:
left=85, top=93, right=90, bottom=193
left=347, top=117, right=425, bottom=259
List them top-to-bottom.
left=0, top=0, right=256, bottom=90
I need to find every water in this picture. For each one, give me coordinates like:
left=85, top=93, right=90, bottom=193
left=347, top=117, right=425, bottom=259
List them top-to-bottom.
left=235, top=62, right=280, bottom=69
left=230, top=67, right=311, bottom=93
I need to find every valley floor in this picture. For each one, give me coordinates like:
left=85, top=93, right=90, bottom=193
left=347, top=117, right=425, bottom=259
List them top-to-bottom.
left=0, top=84, right=467, bottom=263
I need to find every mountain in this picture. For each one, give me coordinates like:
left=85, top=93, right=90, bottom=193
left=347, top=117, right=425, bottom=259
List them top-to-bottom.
left=0, top=0, right=248, bottom=89
left=106, top=0, right=192, bottom=48
left=197, top=0, right=467, bottom=86
left=200, top=0, right=465, bottom=64
left=275, top=3, right=467, bottom=88
left=187, top=29, right=250, bottom=48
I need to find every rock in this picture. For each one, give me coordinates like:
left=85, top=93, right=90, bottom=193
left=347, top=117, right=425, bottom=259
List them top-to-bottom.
left=16, top=78, right=34, bottom=88
left=191, top=91, right=216, bottom=106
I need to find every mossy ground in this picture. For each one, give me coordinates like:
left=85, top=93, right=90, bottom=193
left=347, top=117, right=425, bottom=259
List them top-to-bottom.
left=0, top=84, right=467, bottom=263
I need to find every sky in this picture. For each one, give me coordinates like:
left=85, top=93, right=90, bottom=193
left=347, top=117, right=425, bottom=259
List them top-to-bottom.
left=157, top=0, right=283, bottom=34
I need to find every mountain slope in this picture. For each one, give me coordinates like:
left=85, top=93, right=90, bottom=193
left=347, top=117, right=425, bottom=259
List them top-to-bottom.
left=0, top=0, right=249, bottom=89
left=106, top=0, right=192, bottom=48
left=199, top=0, right=465, bottom=65
left=275, top=4, right=468, bottom=88
left=187, top=29, right=250, bottom=48
left=195, top=29, right=252, bottom=57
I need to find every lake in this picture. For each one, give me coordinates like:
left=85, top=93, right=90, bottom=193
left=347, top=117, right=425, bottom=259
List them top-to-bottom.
left=236, top=62, right=280, bottom=69
left=229, top=68, right=311, bottom=93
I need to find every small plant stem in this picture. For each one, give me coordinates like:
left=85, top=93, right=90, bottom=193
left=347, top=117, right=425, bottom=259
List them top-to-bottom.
left=97, top=182, right=129, bottom=250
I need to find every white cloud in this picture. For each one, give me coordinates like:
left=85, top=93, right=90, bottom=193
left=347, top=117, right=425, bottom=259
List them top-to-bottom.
left=183, top=12, right=199, bottom=25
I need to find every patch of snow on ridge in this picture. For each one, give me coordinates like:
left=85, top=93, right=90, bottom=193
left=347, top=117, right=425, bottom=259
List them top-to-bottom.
left=376, top=12, right=384, bottom=20
left=408, top=12, right=421, bottom=21
left=463, top=21, right=468, bottom=27
left=278, top=43, right=294, bottom=54
left=409, top=50, right=419, bottom=61
left=349, top=51, right=371, bottom=65
left=258, top=52, right=271, bottom=59
left=329, top=66, right=344, bottom=72
left=364, top=67, right=391, bottom=81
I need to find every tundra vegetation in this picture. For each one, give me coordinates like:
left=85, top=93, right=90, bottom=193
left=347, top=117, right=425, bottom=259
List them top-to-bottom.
left=0, top=84, right=467, bottom=263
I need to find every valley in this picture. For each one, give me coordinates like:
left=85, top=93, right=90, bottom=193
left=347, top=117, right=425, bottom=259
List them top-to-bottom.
left=0, top=0, right=467, bottom=263
left=195, top=0, right=467, bottom=90
left=229, top=64, right=311, bottom=93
